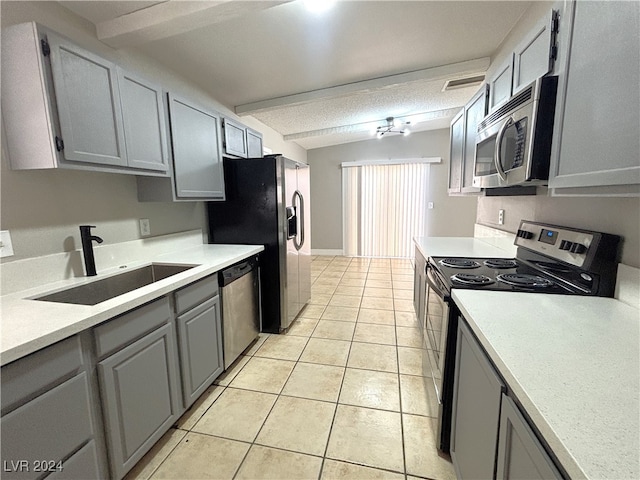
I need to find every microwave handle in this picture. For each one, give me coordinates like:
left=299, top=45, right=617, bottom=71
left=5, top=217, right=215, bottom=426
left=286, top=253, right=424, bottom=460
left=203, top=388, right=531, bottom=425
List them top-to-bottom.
left=494, top=116, right=513, bottom=182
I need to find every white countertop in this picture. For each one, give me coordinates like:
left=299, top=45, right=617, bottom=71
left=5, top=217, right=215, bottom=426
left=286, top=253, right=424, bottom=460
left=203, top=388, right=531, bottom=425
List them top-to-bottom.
left=414, top=236, right=517, bottom=259
left=0, top=243, right=263, bottom=366
left=452, top=289, right=640, bottom=480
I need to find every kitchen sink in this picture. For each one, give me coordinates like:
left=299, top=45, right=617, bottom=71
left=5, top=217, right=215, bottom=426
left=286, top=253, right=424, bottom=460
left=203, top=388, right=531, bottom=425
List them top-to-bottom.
left=35, top=263, right=198, bottom=306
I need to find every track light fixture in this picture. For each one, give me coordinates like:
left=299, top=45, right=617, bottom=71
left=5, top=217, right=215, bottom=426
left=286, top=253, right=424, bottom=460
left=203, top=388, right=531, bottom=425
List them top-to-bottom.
left=372, top=117, right=411, bottom=139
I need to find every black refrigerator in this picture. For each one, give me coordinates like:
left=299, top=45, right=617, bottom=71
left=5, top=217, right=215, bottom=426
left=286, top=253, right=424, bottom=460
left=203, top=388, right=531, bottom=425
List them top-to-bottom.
left=207, top=155, right=311, bottom=333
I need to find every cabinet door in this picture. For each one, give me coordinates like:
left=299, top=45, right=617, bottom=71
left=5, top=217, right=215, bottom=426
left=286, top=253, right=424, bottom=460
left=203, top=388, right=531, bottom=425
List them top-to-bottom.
left=549, top=1, right=640, bottom=191
left=513, top=10, right=557, bottom=94
left=47, top=33, right=127, bottom=167
left=488, top=56, right=513, bottom=113
left=118, top=69, right=168, bottom=172
left=461, top=86, right=486, bottom=193
left=168, top=94, right=225, bottom=199
left=448, top=109, right=464, bottom=194
left=222, top=118, right=248, bottom=158
left=246, top=128, right=264, bottom=157
left=176, top=295, right=223, bottom=409
left=450, top=319, right=505, bottom=480
left=98, top=323, right=180, bottom=479
left=1, top=373, right=96, bottom=480
left=496, top=395, right=562, bottom=480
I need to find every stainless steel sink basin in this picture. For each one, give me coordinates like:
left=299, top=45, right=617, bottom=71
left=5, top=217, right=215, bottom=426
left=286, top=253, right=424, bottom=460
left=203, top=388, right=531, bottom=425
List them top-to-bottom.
left=35, top=263, right=197, bottom=306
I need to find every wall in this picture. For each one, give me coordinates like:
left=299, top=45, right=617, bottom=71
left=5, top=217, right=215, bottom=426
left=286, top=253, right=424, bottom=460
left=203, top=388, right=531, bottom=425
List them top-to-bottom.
left=0, top=1, right=305, bottom=263
left=476, top=1, right=640, bottom=267
left=307, top=129, right=478, bottom=251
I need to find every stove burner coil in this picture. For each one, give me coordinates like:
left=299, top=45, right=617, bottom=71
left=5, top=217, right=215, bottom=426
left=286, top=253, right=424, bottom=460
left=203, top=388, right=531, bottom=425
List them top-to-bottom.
left=439, top=258, right=480, bottom=269
left=484, top=258, right=518, bottom=269
left=451, top=273, right=494, bottom=285
left=496, top=274, right=555, bottom=288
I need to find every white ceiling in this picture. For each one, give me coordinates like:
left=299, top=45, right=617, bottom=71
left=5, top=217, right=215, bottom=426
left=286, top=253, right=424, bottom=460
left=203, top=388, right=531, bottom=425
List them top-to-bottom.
left=59, top=0, right=531, bottom=150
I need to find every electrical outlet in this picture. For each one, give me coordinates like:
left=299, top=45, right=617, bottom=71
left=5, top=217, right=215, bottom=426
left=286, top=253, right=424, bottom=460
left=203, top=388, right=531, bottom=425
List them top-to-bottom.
left=498, top=209, right=505, bottom=225
left=139, top=219, right=151, bottom=237
left=0, top=230, right=14, bottom=258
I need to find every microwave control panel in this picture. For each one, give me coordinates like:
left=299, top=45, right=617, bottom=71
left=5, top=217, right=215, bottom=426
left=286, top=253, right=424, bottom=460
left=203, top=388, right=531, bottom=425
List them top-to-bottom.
left=515, top=221, right=595, bottom=268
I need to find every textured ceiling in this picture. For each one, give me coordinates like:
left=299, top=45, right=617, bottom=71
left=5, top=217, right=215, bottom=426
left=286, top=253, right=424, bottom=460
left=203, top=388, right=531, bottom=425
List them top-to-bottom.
left=59, top=0, right=532, bottom=150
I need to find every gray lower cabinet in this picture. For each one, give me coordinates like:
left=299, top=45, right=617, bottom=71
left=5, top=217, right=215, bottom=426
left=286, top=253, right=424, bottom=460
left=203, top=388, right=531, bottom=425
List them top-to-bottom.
left=549, top=0, right=640, bottom=194
left=413, top=247, right=427, bottom=326
left=176, top=295, right=223, bottom=408
left=96, top=299, right=181, bottom=479
left=450, top=320, right=505, bottom=479
left=0, top=335, right=107, bottom=480
left=496, top=395, right=562, bottom=480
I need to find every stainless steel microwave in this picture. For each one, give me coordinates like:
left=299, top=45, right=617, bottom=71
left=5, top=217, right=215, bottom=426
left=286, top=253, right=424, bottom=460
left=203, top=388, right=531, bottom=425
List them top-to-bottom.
left=473, top=76, right=558, bottom=188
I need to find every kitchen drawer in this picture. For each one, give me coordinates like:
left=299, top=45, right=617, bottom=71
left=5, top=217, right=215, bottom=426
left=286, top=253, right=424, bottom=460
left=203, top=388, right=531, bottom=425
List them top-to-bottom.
left=174, top=274, right=218, bottom=315
left=94, top=297, right=171, bottom=358
left=1, top=335, right=83, bottom=413
left=1, top=373, right=94, bottom=480
left=47, top=441, right=102, bottom=480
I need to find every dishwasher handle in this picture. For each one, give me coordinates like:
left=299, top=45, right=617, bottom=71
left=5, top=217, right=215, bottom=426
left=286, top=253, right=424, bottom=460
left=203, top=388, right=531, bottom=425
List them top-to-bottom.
left=219, top=256, right=258, bottom=287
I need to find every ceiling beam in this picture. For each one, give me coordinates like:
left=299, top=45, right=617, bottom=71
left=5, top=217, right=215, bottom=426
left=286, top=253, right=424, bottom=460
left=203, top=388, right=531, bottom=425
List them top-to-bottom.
left=97, top=0, right=290, bottom=48
left=236, top=58, right=490, bottom=115
left=283, top=108, right=463, bottom=140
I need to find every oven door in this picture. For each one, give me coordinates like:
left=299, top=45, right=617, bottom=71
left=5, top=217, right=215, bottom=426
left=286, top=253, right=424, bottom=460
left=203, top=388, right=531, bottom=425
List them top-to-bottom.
left=424, top=264, right=450, bottom=404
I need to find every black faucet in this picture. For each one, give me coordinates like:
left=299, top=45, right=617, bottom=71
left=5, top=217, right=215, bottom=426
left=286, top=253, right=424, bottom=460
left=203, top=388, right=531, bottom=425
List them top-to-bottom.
left=79, top=225, right=103, bottom=276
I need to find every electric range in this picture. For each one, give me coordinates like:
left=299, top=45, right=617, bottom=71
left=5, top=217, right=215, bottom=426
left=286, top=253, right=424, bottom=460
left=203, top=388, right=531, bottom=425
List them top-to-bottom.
left=422, top=220, right=622, bottom=454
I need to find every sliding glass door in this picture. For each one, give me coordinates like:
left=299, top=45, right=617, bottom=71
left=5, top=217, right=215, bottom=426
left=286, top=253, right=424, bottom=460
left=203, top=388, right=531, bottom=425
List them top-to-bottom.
left=343, top=161, right=430, bottom=258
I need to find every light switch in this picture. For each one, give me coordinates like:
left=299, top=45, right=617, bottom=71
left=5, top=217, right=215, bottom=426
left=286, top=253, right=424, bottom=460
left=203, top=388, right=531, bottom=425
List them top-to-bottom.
left=428, top=202, right=434, bottom=209
left=0, top=230, right=14, bottom=257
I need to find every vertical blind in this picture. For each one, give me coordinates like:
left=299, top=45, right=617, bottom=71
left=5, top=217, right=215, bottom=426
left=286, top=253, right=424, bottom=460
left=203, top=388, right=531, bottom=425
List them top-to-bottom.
left=343, top=161, right=430, bottom=258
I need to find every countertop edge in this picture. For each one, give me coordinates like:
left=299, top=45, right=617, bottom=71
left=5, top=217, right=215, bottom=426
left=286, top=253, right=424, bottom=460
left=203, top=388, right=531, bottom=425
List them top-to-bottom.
left=1, top=244, right=264, bottom=366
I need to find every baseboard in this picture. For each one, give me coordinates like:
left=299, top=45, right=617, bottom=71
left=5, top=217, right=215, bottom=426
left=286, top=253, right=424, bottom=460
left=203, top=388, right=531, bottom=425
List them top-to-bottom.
left=311, top=249, right=344, bottom=256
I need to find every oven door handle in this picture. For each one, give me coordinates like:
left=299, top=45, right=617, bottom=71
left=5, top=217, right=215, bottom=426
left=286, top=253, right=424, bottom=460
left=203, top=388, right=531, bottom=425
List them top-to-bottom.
left=426, top=264, right=451, bottom=302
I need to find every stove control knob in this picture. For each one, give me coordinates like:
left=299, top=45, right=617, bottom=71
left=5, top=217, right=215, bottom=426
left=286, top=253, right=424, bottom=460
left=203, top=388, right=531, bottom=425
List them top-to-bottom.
left=517, top=229, right=534, bottom=239
left=559, top=240, right=573, bottom=251
left=570, top=243, right=587, bottom=254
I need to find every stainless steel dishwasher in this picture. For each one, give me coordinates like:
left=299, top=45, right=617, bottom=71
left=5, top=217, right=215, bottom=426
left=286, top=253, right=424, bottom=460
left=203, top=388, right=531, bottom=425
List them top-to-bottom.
left=219, top=256, right=260, bottom=369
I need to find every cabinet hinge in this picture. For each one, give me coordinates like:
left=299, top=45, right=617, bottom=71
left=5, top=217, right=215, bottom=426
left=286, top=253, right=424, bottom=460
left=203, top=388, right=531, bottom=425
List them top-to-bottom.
left=551, top=10, right=560, bottom=34
left=41, top=38, right=51, bottom=57
left=55, top=136, right=64, bottom=151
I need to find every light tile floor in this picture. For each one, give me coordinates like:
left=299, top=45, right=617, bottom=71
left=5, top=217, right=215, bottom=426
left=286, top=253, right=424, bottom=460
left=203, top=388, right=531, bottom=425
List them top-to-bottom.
left=126, top=256, right=456, bottom=480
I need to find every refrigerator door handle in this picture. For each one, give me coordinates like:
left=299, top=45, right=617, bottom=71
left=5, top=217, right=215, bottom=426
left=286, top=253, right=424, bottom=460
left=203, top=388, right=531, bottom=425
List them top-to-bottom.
left=293, top=190, right=304, bottom=251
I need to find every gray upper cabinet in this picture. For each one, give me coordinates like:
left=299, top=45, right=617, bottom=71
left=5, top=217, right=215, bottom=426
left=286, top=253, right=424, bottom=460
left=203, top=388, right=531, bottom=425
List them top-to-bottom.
left=549, top=1, right=640, bottom=195
left=513, top=10, right=557, bottom=94
left=1, top=22, right=168, bottom=177
left=48, top=33, right=127, bottom=168
left=487, top=56, right=513, bottom=113
left=118, top=69, right=169, bottom=173
left=448, top=85, right=486, bottom=196
left=461, top=86, right=486, bottom=194
left=168, top=94, right=225, bottom=200
left=448, top=109, right=464, bottom=194
left=222, top=118, right=248, bottom=158
left=247, top=127, right=264, bottom=157
left=450, top=320, right=505, bottom=479
left=496, top=394, right=562, bottom=480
